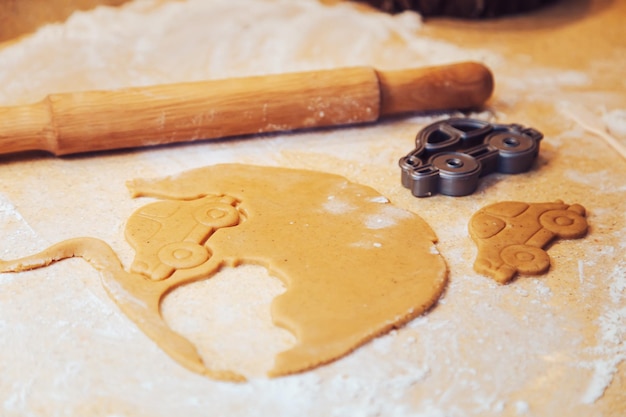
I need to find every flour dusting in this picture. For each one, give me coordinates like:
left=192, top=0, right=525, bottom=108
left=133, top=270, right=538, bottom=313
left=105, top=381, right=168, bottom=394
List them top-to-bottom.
left=0, top=0, right=624, bottom=415
left=0, top=0, right=422, bottom=105
left=603, top=109, right=626, bottom=139
left=323, top=195, right=356, bottom=215
left=364, top=205, right=412, bottom=230
left=581, top=262, right=626, bottom=404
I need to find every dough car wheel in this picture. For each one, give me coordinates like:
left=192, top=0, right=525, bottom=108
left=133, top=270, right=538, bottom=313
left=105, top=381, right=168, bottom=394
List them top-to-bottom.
left=193, top=203, right=239, bottom=229
left=539, top=210, right=587, bottom=238
left=158, top=241, right=210, bottom=270
left=500, top=244, right=550, bottom=276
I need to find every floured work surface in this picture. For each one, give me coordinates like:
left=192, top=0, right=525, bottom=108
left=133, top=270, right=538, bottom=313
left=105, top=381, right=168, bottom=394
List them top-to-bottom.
left=0, top=0, right=625, bottom=416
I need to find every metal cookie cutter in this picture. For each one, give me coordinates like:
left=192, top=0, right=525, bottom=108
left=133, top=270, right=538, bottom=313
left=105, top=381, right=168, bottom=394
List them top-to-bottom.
left=399, top=118, right=543, bottom=197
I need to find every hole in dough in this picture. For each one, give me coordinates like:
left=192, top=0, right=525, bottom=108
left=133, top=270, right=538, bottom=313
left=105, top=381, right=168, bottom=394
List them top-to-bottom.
left=161, top=265, right=296, bottom=379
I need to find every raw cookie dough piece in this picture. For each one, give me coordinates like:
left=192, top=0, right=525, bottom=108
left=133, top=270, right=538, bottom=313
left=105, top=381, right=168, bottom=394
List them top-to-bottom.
left=0, top=164, right=448, bottom=381
left=127, top=164, right=448, bottom=377
left=469, top=200, right=588, bottom=283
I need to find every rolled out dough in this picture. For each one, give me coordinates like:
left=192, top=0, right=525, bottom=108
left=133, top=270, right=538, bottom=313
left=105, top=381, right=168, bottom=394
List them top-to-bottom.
left=0, top=164, right=448, bottom=381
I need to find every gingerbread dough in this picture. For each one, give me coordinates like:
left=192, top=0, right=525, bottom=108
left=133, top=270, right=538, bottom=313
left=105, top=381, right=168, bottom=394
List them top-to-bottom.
left=0, top=164, right=447, bottom=381
left=469, top=200, right=588, bottom=283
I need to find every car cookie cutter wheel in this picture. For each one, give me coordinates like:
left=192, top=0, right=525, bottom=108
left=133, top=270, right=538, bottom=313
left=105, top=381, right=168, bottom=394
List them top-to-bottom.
left=399, top=118, right=543, bottom=197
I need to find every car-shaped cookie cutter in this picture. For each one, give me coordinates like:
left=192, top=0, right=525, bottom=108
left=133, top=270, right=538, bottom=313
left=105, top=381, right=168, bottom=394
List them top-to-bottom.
left=399, top=118, right=543, bottom=197
left=469, top=200, right=588, bottom=283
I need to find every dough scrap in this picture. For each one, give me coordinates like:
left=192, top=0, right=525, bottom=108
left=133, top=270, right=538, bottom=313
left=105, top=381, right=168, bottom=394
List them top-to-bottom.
left=0, top=164, right=448, bottom=381
left=468, top=200, right=588, bottom=283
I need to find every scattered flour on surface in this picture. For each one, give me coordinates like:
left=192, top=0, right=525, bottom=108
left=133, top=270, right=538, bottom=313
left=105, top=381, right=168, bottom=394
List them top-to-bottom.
left=0, top=0, right=501, bottom=107
left=0, top=0, right=623, bottom=415
left=0, top=0, right=421, bottom=104
left=559, top=102, right=626, bottom=161
left=603, top=108, right=626, bottom=139
left=0, top=194, right=47, bottom=258
left=323, top=195, right=356, bottom=215
left=369, top=196, right=390, bottom=204
left=364, top=205, right=412, bottom=230
left=580, top=262, right=626, bottom=404
left=609, top=263, right=626, bottom=304
left=532, top=279, right=552, bottom=297
left=515, top=401, right=530, bottom=415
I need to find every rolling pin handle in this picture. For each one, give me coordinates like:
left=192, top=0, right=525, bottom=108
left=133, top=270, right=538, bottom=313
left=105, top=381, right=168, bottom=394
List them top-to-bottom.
left=378, top=62, right=494, bottom=115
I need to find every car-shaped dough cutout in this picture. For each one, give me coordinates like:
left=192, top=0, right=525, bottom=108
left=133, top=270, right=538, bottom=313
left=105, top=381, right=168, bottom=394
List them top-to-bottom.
left=125, top=195, right=241, bottom=280
left=469, top=200, right=588, bottom=283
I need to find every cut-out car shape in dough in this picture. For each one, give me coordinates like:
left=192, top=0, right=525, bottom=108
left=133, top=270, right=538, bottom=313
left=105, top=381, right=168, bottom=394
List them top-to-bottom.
left=469, top=200, right=588, bottom=283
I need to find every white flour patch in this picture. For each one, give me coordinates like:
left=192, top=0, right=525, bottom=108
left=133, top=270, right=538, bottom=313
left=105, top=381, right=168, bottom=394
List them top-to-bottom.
left=502, top=68, right=590, bottom=92
left=559, top=102, right=626, bottom=161
left=603, top=108, right=626, bottom=139
left=564, top=169, right=626, bottom=193
left=0, top=194, right=46, bottom=260
left=322, top=195, right=356, bottom=215
left=369, top=196, right=390, bottom=204
left=0, top=197, right=20, bottom=218
left=364, top=205, right=412, bottom=230
left=364, top=215, right=395, bottom=230
left=349, top=240, right=384, bottom=249
left=579, top=260, right=585, bottom=284
left=580, top=262, right=626, bottom=404
left=609, top=264, right=626, bottom=303
left=532, top=279, right=552, bottom=297
left=515, top=401, right=530, bottom=414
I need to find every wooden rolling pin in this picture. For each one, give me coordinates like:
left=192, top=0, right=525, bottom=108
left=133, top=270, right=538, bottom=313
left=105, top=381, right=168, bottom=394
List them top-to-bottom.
left=0, top=62, right=493, bottom=156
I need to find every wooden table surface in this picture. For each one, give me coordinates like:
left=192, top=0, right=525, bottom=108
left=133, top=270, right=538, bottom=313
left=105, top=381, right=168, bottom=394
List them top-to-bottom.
left=0, top=0, right=624, bottom=416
